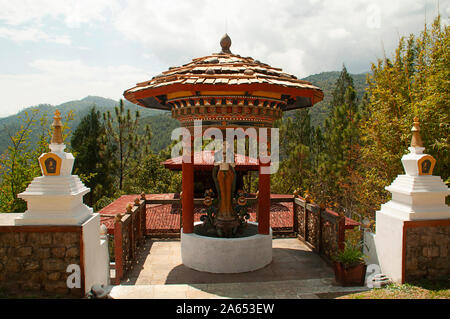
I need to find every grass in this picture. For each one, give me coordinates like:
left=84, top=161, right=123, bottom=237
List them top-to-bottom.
left=337, top=277, right=450, bottom=299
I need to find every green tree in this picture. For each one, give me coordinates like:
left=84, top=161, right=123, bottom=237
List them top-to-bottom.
left=360, top=15, right=449, bottom=215
left=321, top=65, right=362, bottom=213
left=331, top=65, right=355, bottom=107
left=103, top=100, right=152, bottom=191
left=71, top=107, right=115, bottom=206
left=272, top=108, right=314, bottom=194
left=0, top=109, right=73, bottom=212
left=128, top=153, right=181, bottom=194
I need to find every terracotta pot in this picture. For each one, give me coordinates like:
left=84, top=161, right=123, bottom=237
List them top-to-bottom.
left=333, top=262, right=367, bottom=286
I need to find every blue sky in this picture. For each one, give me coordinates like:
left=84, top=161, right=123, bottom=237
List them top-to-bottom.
left=0, top=0, right=448, bottom=117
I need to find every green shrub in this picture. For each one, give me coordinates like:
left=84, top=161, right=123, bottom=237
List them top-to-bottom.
left=333, top=241, right=366, bottom=266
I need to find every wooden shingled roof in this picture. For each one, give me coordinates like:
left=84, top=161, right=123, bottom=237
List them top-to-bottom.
left=123, top=34, right=323, bottom=111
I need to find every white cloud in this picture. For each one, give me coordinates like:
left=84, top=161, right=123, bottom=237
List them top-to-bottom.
left=0, top=0, right=119, bottom=27
left=0, top=0, right=448, bottom=118
left=111, top=0, right=448, bottom=77
left=0, top=26, right=71, bottom=45
left=328, top=28, right=350, bottom=39
left=0, top=59, right=152, bottom=117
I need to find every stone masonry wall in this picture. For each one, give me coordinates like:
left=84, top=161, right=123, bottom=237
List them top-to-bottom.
left=405, top=225, right=450, bottom=281
left=0, top=230, right=82, bottom=297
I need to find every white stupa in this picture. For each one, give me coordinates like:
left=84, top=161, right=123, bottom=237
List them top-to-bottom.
left=15, top=110, right=93, bottom=225
left=373, top=117, right=450, bottom=283
left=379, top=117, right=450, bottom=221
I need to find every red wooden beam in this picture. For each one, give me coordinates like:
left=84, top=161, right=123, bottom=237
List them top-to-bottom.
left=181, top=141, right=194, bottom=234
left=257, top=157, right=271, bottom=235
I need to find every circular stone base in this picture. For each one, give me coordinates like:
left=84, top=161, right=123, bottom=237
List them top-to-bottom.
left=181, top=222, right=272, bottom=273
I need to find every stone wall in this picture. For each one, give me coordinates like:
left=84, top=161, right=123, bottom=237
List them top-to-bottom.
left=405, top=225, right=450, bottom=281
left=0, top=229, right=83, bottom=297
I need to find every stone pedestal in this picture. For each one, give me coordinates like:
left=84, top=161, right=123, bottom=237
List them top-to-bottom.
left=181, top=222, right=272, bottom=273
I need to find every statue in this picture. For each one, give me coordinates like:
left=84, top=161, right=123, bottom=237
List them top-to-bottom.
left=197, top=141, right=251, bottom=238
left=211, top=141, right=239, bottom=237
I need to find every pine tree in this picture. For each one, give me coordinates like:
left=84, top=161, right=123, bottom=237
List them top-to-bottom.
left=321, top=65, right=362, bottom=214
left=331, top=65, right=355, bottom=108
left=103, top=100, right=151, bottom=191
left=71, top=106, right=115, bottom=206
left=272, top=108, right=313, bottom=194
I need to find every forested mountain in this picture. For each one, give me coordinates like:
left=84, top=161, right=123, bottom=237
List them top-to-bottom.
left=0, top=71, right=368, bottom=155
left=301, top=71, right=368, bottom=127
left=0, top=96, right=163, bottom=154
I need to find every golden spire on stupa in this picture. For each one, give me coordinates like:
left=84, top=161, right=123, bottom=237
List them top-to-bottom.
left=51, top=109, right=64, bottom=145
left=410, top=116, right=423, bottom=148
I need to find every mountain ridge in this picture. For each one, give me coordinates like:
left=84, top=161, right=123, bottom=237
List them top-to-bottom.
left=0, top=71, right=369, bottom=155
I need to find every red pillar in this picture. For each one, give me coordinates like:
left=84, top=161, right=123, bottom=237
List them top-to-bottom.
left=182, top=139, right=194, bottom=233
left=258, top=156, right=271, bottom=235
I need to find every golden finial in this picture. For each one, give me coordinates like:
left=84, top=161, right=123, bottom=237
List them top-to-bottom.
left=220, top=34, right=232, bottom=54
left=51, top=109, right=64, bottom=144
left=410, top=116, right=423, bottom=148
left=304, top=194, right=311, bottom=203
left=126, top=203, right=133, bottom=213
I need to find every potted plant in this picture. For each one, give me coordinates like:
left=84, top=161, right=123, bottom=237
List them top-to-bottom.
left=333, top=241, right=367, bottom=286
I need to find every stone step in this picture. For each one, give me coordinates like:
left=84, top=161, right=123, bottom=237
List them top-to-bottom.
left=109, top=278, right=369, bottom=299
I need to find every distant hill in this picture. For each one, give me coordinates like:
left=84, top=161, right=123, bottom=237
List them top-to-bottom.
left=0, top=71, right=369, bottom=156
left=300, top=71, right=369, bottom=127
left=0, top=96, right=164, bottom=155
left=139, top=114, right=179, bottom=153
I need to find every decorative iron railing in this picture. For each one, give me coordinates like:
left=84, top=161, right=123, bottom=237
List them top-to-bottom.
left=112, top=194, right=146, bottom=285
left=293, top=196, right=347, bottom=264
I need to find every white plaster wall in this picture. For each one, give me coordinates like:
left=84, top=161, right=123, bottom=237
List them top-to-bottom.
left=375, top=211, right=405, bottom=283
left=82, top=214, right=110, bottom=294
left=181, top=222, right=272, bottom=273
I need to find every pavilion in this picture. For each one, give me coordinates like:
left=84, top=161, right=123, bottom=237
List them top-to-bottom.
left=123, top=34, right=324, bottom=237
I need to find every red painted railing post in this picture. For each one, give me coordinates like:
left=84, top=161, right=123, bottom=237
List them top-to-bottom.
left=181, top=139, right=194, bottom=233
left=258, top=156, right=271, bottom=235
left=141, top=193, right=147, bottom=238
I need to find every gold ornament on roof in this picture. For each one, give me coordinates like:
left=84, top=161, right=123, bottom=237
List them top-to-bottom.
left=220, top=34, right=232, bottom=54
left=51, top=109, right=64, bottom=144
left=410, top=116, right=423, bottom=148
